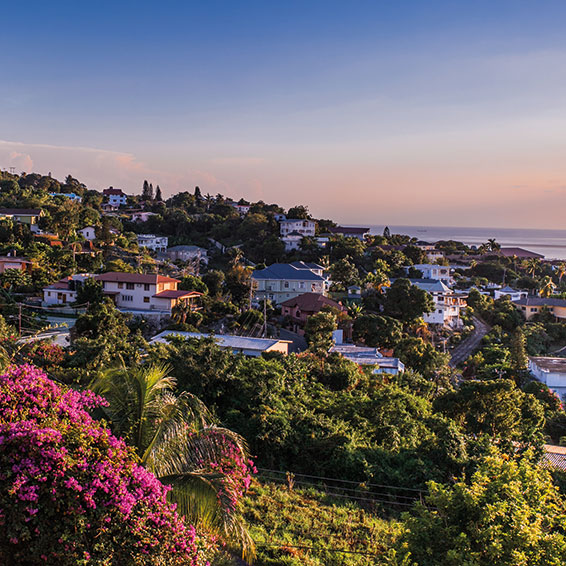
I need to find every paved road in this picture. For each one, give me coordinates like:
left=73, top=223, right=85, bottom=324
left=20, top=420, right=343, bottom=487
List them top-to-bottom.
left=449, top=316, right=490, bottom=367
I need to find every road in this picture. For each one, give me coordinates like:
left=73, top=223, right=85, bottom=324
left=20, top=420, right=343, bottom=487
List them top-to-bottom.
left=449, top=316, right=490, bottom=367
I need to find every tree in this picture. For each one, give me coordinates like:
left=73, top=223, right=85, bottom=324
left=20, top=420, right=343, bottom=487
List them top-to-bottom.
left=155, top=184, right=162, bottom=201
left=287, top=205, right=310, bottom=219
left=383, top=226, right=391, bottom=239
left=487, top=237, right=501, bottom=252
left=329, top=257, right=360, bottom=288
left=539, top=275, right=556, bottom=298
left=74, top=277, right=104, bottom=306
left=383, top=279, right=435, bottom=323
left=305, top=311, right=337, bottom=355
left=353, top=314, right=403, bottom=348
left=510, top=326, right=528, bottom=374
left=396, top=336, right=449, bottom=377
left=93, top=364, right=254, bottom=558
left=0, top=365, right=210, bottom=566
left=398, top=450, right=566, bottom=566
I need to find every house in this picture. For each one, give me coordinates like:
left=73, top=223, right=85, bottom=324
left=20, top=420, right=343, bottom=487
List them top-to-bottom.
left=103, top=187, right=128, bottom=207
left=49, top=192, right=82, bottom=202
left=228, top=202, right=251, bottom=216
left=0, top=208, right=43, bottom=233
left=131, top=211, right=158, bottom=222
left=274, top=213, right=287, bottom=222
left=279, top=219, right=316, bottom=237
left=78, top=226, right=97, bottom=241
left=327, top=226, right=370, bottom=241
left=281, top=231, right=304, bottom=251
left=35, top=233, right=63, bottom=247
left=137, top=234, right=168, bottom=252
left=414, top=241, right=445, bottom=262
left=166, top=245, right=209, bottom=265
left=499, top=247, right=544, bottom=260
left=0, top=256, right=32, bottom=273
left=252, top=262, right=328, bottom=304
left=404, top=264, right=453, bottom=284
left=96, top=272, right=201, bottom=313
left=43, top=273, right=94, bottom=305
left=401, top=278, right=467, bottom=328
left=494, top=286, right=528, bottom=301
left=280, top=292, right=346, bottom=335
left=514, top=297, right=566, bottom=321
left=150, top=330, right=292, bottom=356
left=330, top=332, right=405, bottom=375
left=529, top=357, right=566, bottom=399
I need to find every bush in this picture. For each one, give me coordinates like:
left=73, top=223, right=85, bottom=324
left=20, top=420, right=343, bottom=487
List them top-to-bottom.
left=0, top=365, right=211, bottom=565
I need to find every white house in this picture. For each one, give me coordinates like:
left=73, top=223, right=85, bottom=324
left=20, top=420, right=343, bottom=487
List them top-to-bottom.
left=103, top=187, right=127, bottom=207
left=49, top=192, right=82, bottom=202
left=228, top=202, right=251, bottom=216
left=131, top=211, right=158, bottom=222
left=279, top=219, right=316, bottom=237
left=78, top=226, right=97, bottom=241
left=281, top=231, right=304, bottom=251
left=137, top=234, right=168, bottom=252
left=166, top=245, right=209, bottom=265
left=252, top=261, right=328, bottom=304
left=405, top=264, right=453, bottom=284
left=96, top=272, right=201, bottom=313
left=43, top=273, right=94, bottom=305
left=401, top=278, right=467, bottom=328
left=494, top=286, right=528, bottom=301
left=150, top=330, right=292, bottom=356
left=529, top=357, right=566, bottom=400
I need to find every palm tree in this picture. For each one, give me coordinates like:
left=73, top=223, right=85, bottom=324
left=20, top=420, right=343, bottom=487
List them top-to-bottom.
left=487, top=238, right=500, bottom=252
left=68, top=240, right=83, bottom=264
left=524, top=258, right=541, bottom=278
left=556, top=263, right=566, bottom=286
left=539, top=275, right=556, bottom=298
left=92, top=364, right=254, bottom=559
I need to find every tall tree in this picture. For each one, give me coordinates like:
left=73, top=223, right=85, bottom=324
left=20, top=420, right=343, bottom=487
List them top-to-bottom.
left=142, top=179, right=150, bottom=199
left=155, top=185, right=162, bottom=201
left=383, top=226, right=391, bottom=239
left=510, top=327, right=528, bottom=374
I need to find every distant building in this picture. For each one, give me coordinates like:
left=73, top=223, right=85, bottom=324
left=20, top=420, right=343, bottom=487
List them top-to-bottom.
left=103, top=187, right=127, bottom=207
left=49, top=192, right=82, bottom=202
left=228, top=202, right=251, bottom=216
left=0, top=208, right=43, bottom=233
left=131, top=211, right=158, bottom=222
left=279, top=219, right=316, bottom=237
left=78, top=226, right=97, bottom=241
left=327, top=226, right=370, bottom=241
left=281, top=231, right=304, bottom=251
left=137, top=234, right=168, bottom=252
left=166, top=245, right=209, bottom=265
left=499, top=247, right=544, bottom=260
left=0, top=256, right=32, bottom=273
left=252, top=262, right=327, bottom=304
left=404, top=264, right=453, bottom=284
left=494, top=286, right=528, bottom=301
left=280, top=292, right=345, bottom=335
left=514, top=297, right=566, bottom=321
left=150, top=330, right=292, bottom=357
left=529, top=357, right=566, bottom=399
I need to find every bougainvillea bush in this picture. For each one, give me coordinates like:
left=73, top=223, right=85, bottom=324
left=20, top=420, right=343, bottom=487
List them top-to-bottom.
left=0, top=365, right=213, bottom=566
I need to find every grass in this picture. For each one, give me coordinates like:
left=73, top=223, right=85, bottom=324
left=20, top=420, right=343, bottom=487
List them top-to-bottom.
left=242, top=480, right=402, bottom=566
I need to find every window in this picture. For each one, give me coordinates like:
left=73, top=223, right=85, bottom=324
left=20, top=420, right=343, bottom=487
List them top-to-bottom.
left=118, top=282, right=124, bottom=289
left=126, top=282, right=135, bottom=290
left=284, top=282, right=289, bottom=288
left=144, top=284, right=150, bottom=291
left=123, top=295, right=133, bottom=302
left=143, top=297, right=150, bottom=303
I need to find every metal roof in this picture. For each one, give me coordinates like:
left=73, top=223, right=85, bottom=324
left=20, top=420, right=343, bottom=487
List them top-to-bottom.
left=252, top=263, right=326, bottom=281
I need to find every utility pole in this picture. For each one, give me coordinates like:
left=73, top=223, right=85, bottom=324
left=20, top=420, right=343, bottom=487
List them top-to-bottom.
left=263, top=299, right=267, bottom=337
left=18, top=304, right=22, bottom=337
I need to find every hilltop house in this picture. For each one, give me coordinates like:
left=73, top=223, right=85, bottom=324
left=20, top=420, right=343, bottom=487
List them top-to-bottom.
left=103, top=187, right=127, bottom=207
left=49, top=192, right=82, bottom=202
left=0, top=208, right=43, bottom=233
left=131, top=211, right=158, bottom=222
left=279, top=219, right=316, bottom=237
left=78, top=226, right=97, bottom=241
left=327, top=226, right=370, bottom=241
left=137, top=234, right=168, bottom=252
left=252, top=262, right=328, bottom=304
left=44, top=272, right=201, bottom=314
left=514, top=297, right=566, bottom=321
left=150, top=330, right=292, bottom=356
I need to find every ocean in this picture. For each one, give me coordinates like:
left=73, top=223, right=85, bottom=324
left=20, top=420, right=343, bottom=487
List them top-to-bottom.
left=364, top=225, right=566, bottom=261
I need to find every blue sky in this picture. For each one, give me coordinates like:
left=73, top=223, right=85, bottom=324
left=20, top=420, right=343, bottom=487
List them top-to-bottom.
left=3, top=1, right=566, bottom=227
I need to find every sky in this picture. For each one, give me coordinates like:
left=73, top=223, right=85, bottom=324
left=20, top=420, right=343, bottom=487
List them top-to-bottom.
left=3, top=1, right=566, bottom=228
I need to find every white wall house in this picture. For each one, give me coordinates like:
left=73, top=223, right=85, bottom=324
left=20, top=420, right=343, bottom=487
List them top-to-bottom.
left=103, top=188, right=127, bottom=207
left=131, top=211, right=158, bottom=222
left=279, top=219, right=316, bottom=237
left=79, top=226, right=97, bottom=241
left=281, top=231, right=304, bottom=251
left=137, top=234, right=169, bottom=252
left=166, top=245, right=209, bottom=264
left=252, top=262, right=328, bottom=304
left=406, top=264, right=453, bottom=284
left=44, top=272, right=201, bottom=314
left=401, top=279, right=467, bottom=328
left=494, top=286, right=528, bottom=301
left=529, top=357, right=566, bottom=400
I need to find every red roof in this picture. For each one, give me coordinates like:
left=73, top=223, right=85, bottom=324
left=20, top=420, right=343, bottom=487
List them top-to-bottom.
left=103, top=188, right=126, bottom=196
left=96, top=272, right=179, bottom=284
left=152, top=290, right=203, bottom=299
left=280, top=292, right=345, bottom=312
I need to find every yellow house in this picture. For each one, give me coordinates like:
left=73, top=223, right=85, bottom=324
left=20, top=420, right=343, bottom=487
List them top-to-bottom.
left=0, top=208, right=43, bottom=232
left=514, top=297, right=566, bottom=320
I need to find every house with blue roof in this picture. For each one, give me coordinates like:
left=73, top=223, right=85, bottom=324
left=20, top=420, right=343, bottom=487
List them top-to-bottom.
left=252, top=261, right=328, bottom=304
